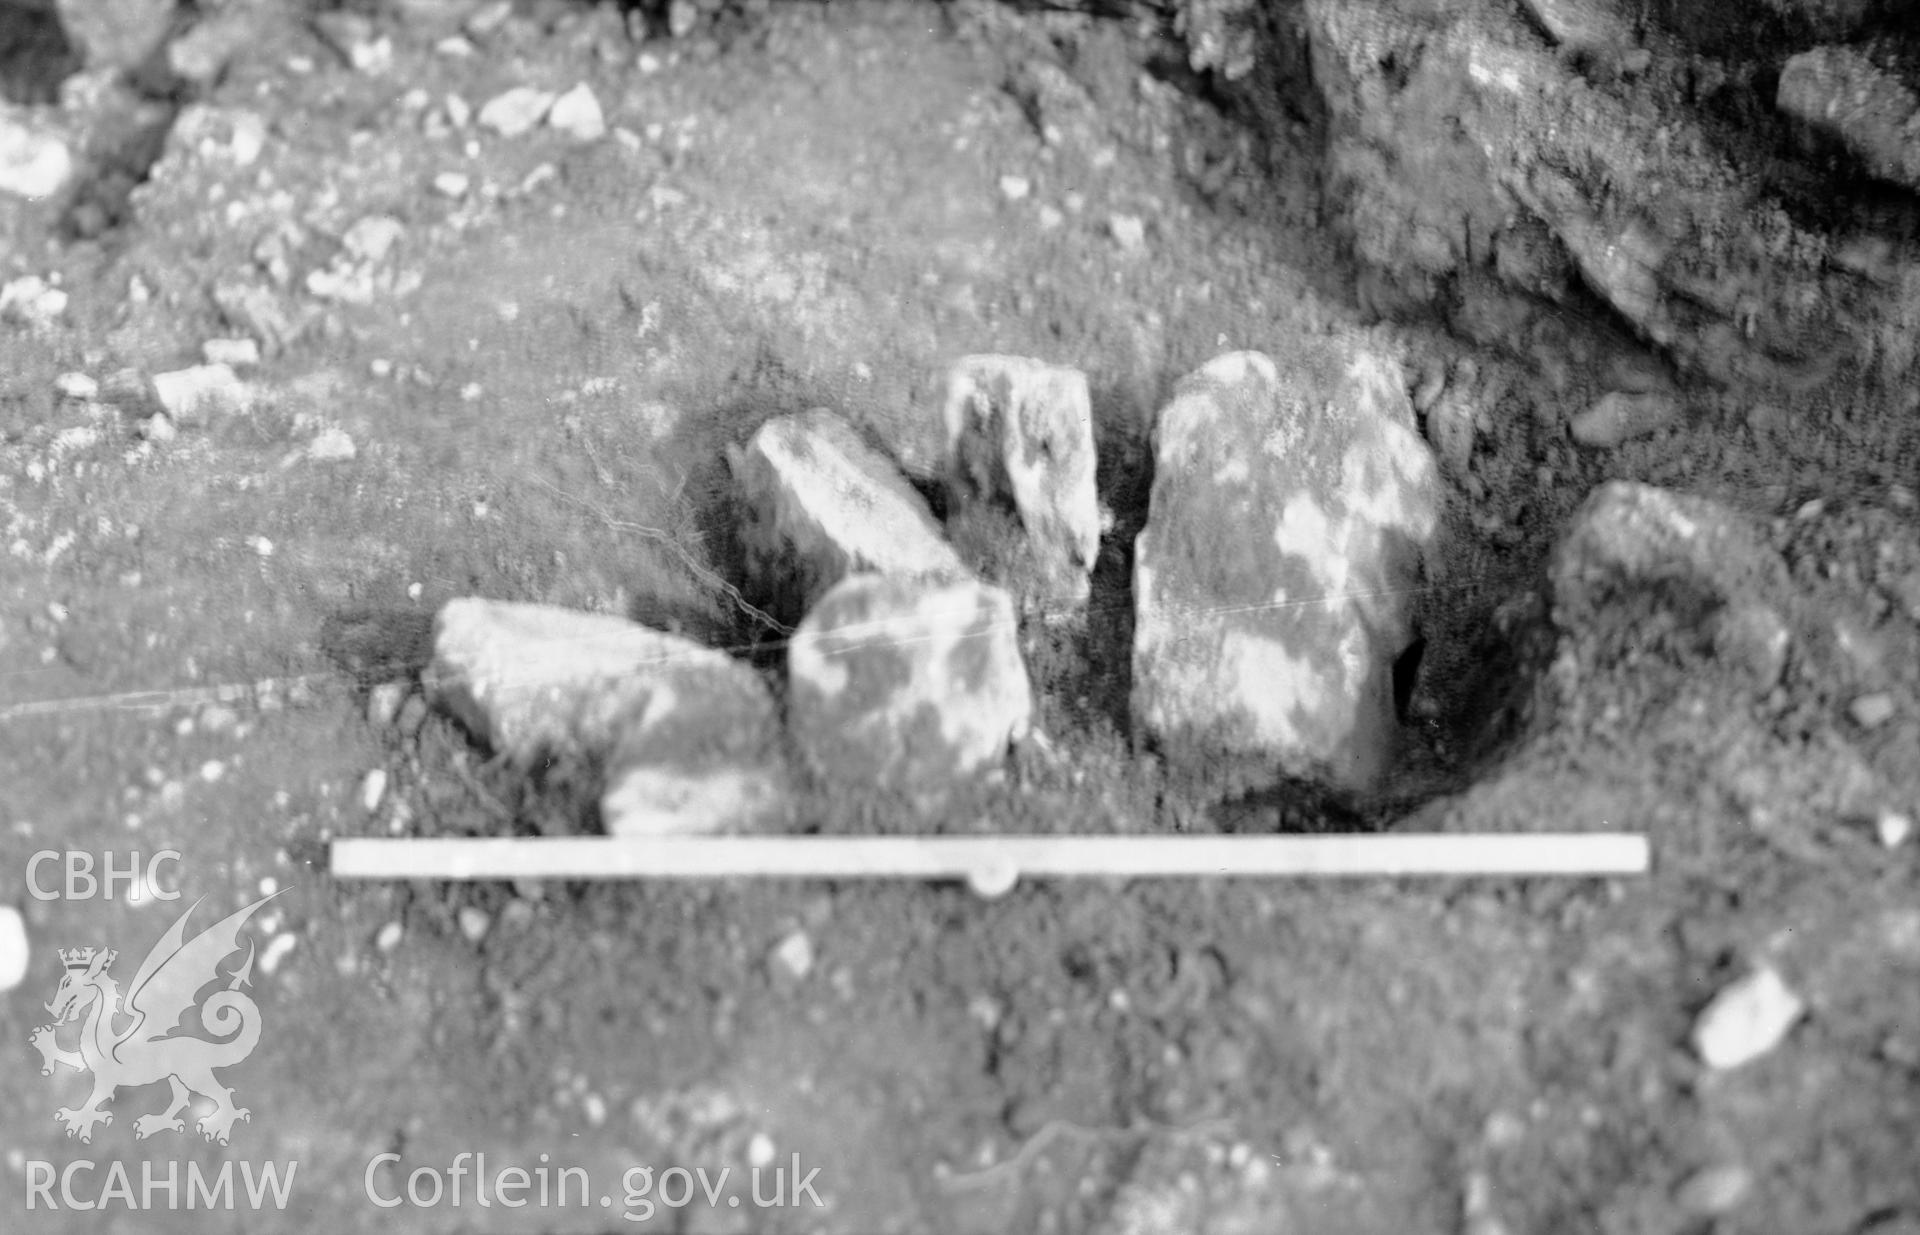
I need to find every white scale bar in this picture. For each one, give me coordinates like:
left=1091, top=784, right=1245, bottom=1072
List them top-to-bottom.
left=332, top=833, right=1649, bottom=895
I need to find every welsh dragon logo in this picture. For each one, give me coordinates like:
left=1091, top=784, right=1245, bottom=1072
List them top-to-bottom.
left=29, top=892, right=280, bottom=1145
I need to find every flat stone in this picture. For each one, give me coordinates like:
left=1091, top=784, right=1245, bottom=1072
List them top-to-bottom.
left=1517, top=0, right=1631, bottom=54
left=1777, top=46, right=1920, bottom=194
left=1131, top=346, right=1440, bottom=794
left=942, top=355, right=1101, bottom=604
left=150, top=364, right=251, bottom=425
left=1569, top=389, right=1681, bottom=447
left=730, top=409, right=969, bottom=622
left=788, top=574, right=1031, bottom=795
left=425, top=598, right=775, bottom=771
left=1849, top=691, right=1897, bottom=729
left=1692, top=966, right=1805, bottom=1070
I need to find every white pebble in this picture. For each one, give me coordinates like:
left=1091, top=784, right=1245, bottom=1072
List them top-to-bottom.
left=547, top=83, right=606, bottom=142
left=478, top=87, right=556, bottom=138
left=444, top=92, right=472, bottom=128
left=0, top=119, right=74, bottom=200
left=433, top=171, right=471, bottom=198
left=998, top=174, right=1031, bottom=201
left=1108, top=213, right=1146, bottom=253
left=342, top=214, right=405, bottom=264
left=0, top=275, right=66, bottom=325
left=201, top=337, right=261, bottom=368
left=54, top=371, right=98, bottom=400
left=1569, top=390, right=1680, bottom=448
left=142, top=413, right=177, bottom=443
left=308, top=427, right=357, bottom=461
left=252, top=536, right=274, bottom=557
left=367, top=682, right=407, bottom=727
left=1849, top=692, right=1896, bottom=730
left=200, top=760, right=226, bottom=782
left=359, top=768, right=388, bottom=813
left=1879, top=811, right=1913, bottom=848
left=0, top=904, right=28, bottom=993
left=458, top=906, right=491, bottom=942
left=375, top=920, right=404, bottom=952
left=770, top=930, right=813, bottom=981
left=258, top=932, right=297, bottom=975
left=1692, top=966, right=1805, bottom=1070
left=583, top=1093, right=607, bottom=1126
left=746, top=1132, right=776, bottom=1169
left=1674, top=1163, right=1751, bottom=1215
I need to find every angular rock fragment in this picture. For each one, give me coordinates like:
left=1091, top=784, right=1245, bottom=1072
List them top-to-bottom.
left=1777, top=46, right=1920, bottom=194
left=547, top=83, right=606, bottom=142
left=478, top=87, right=556, bottom=138
left=1132, top=346, right=1440, bottom=794
left=942, top=355, right=1100, bottom=604
left=730, top=409, right=969, bottom=621
left=1551, top=482, right=1794, bottom=689
left=787, top=574, right=1031, bottom=796
left=426, top=599, right=789, bottom=836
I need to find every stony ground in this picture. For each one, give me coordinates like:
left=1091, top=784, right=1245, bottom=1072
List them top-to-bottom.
left=2, top=0, right=1919, bottom=1232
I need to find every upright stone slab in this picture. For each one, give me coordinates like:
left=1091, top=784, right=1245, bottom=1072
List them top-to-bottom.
left=1131, top=347, right=1440, bottom=794
left=943, top=355, right=1101, bottom=604
left=730, top=409, right=969, bottom=622
left=787, top=574, right=1032, bottom=798
left=425, top=598, right=790, bottom=834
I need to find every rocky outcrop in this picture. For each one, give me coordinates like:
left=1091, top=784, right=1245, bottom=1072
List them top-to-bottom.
left=1300, top=0, right=1857, bottom=390
left=1131, top=345, right=1440, bottom=795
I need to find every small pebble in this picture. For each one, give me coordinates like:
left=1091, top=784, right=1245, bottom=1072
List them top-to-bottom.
left=547, top=83, right=605, bottom=142
left=478, top=87, right=556, bottom=138
left=445, top=92, right=472, bottom=128
left=0, top=120, right=73, bottom=200
left=433, top=171, right=471, bottom=198
left=998, top=174, right=1031, bottom=201
left=1037, top=204, right=1064, bottom=230
left=1108, top=213, right=1147, bottom=253
left=342, top=215, right=404, bottom=264
left=0, top=275, right=67, bottom=325
left=201, top=337, right=261, bottom=368
left=54, top=371, right=98, bottom=400
left=1569, top=390, right=1680, bottom=447
left=307, top=427, right=357, bottom=461
left=252, top=536, right=274, bottom=557
left=367, top=682, right=407, bottom=728
left=1849, top=692, right=1896, bottom=730
left=396, top=695, right=429, bottom=737
left=199, top=704, right=239, bottom=734
left=200, top=760, right=226, bottom=782
left=359, top=768, right=388, bottom=813
left=1879, top=811, right=1913, bottom=848
left=0, top=904, right=28, bottom=993
left=457, top=905, right=491, bottom=943
left=375, top=920, right=405, bottom=952
left=770, top=930, right=813, bottom=982
left=259, top=932, right=297, bottom=975
left=1692, top=966, right=1805, bottom=1070
left=747, top=1133, right=777, bottom=1169
left=1674, top=1163, right=1751, bottom=1216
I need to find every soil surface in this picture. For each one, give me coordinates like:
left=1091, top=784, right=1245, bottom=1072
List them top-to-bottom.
left=3, top=1, right=1919, bottom=1232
